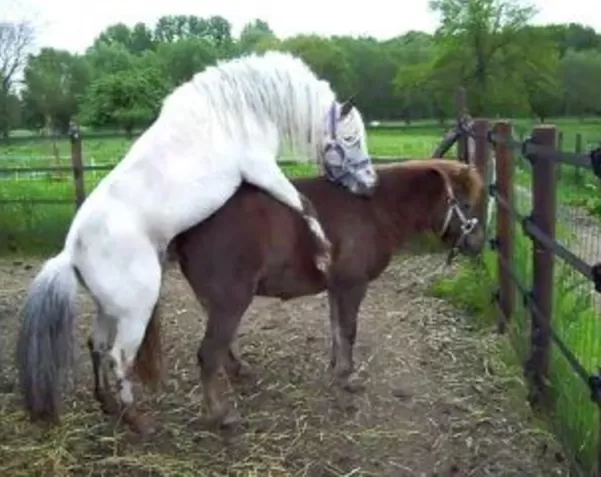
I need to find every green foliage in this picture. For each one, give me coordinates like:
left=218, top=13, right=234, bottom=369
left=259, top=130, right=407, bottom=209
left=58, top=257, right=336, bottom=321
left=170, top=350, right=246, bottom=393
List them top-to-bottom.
left=4, top=8, right=601, bottom=135
left=21, top=48, right=91, bottom=132
left=80, top=55, right=168, bottom=133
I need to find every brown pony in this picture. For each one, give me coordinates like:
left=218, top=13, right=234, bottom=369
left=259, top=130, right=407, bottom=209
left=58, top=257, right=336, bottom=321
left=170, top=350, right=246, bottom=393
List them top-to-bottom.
left=89, top=159, right=485, bottom=433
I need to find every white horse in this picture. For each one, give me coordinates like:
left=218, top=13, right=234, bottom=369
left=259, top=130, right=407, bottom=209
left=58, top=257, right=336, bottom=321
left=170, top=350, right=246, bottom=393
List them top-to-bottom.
left=15, top=51, right=377, bottom=431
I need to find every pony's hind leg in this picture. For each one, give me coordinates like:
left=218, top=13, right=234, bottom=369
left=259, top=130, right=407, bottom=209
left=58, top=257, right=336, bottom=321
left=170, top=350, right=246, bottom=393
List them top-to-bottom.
left=241, top=157, right=332, bottom=273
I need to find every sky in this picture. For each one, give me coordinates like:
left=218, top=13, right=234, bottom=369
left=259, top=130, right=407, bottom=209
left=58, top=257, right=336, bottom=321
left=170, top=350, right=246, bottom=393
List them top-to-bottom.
left=4, top=0, right=601, bottom=54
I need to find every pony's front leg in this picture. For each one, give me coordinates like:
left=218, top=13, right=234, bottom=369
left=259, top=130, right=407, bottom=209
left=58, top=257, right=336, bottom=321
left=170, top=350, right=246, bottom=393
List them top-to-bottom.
left=241, top=157, right=332, bottom=274
left=328, top=283, right=368, bottom=393
left=197, top=310, right=246, bottom=428
left=223, top=346, right=254, bottom=382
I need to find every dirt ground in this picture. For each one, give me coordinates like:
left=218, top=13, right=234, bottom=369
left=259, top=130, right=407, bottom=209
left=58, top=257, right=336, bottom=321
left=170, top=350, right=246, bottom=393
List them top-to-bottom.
left=0, top=252, right=570, bottom=477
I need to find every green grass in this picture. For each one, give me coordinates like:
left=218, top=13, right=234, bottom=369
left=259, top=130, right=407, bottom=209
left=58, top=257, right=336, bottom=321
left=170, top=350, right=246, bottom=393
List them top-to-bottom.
left=430, top=171, right=601, bottom=475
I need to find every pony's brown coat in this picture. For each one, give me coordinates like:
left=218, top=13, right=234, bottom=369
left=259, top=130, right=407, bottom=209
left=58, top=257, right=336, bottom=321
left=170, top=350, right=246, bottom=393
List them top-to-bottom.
left=134, top=160, right=485, bottom=425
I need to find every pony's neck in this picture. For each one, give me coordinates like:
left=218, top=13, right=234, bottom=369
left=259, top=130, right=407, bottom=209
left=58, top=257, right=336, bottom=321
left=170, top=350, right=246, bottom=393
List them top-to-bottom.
left=372, top=169, right=446, bottom=246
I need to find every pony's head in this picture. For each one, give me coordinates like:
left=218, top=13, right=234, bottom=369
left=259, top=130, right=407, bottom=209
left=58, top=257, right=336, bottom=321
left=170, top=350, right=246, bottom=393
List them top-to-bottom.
left=321, top=97, right=378, bottom=196
left=429, top=160, right=486, bottom=262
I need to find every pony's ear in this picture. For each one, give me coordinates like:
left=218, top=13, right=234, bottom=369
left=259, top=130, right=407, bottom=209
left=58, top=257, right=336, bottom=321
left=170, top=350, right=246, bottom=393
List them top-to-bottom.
left=340, top=95, right=356, bottom=118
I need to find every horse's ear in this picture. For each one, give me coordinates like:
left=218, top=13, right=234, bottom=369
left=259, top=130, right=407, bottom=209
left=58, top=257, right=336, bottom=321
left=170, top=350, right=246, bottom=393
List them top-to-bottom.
left=340, top=95, right=356, bottom=118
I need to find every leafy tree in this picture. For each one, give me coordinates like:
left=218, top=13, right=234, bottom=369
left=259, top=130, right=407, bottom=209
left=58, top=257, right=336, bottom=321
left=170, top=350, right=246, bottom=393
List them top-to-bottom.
left=427, top=0, right=539, bottom=116
left=238, top=19, right=276, bottom=53
left=0, top=20, right=34, bottom=138
left=278, top=35, right=356, bottom=99
left=156, top=38, right=217, bottom=87
left=21, top=48, right=91, bottom=133
left=560, top=49, right=601, bottom=117
left=80, top=54, right=169, bottom=134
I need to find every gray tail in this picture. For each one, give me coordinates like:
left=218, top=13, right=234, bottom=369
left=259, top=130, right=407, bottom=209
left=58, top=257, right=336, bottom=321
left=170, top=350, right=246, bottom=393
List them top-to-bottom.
left=16, top=250, right=78, bottom=422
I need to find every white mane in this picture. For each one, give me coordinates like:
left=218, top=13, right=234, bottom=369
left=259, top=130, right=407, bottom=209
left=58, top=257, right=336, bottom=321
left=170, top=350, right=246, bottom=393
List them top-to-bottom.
left=157, top=50, right=337, bottom=162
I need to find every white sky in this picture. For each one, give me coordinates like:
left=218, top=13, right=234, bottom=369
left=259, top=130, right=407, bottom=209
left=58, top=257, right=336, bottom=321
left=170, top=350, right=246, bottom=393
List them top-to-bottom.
left=4, top=0, right=601, bottom=54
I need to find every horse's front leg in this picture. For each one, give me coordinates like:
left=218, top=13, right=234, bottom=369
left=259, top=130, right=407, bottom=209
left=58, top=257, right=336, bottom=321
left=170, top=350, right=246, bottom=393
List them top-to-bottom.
left=241, top=157, right=331, bottom=274
left=328, top=283, right=368, bottom=393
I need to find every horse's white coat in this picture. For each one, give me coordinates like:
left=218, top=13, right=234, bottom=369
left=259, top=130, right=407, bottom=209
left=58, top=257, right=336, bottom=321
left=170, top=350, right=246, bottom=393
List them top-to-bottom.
left=26, top=51, right=376, bottom=408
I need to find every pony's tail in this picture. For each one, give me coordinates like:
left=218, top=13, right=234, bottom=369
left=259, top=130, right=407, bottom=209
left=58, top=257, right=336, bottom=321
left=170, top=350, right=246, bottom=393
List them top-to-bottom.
left=16, top=250, right=78, bottom=422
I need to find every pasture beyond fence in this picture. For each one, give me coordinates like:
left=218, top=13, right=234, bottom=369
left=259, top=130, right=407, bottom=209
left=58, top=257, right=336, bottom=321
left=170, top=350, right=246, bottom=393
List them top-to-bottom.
left=2, top=113, right=601, bottom=474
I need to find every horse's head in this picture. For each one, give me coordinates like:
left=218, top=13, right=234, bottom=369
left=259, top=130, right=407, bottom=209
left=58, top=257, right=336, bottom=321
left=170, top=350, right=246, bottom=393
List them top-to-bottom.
left=321, top=96, right=378, bottom=196
left=429, top=160, right=486, bottom=262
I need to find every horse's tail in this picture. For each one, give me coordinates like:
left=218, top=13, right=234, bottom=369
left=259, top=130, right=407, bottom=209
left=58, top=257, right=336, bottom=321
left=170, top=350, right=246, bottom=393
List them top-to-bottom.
left=16, top=249, right=79, bottom=422
left=133, top=301, right=165, bottom=391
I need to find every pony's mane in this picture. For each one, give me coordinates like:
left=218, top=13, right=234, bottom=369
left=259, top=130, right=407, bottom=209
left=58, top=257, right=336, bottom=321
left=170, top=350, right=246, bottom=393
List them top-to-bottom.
left=159, top=50, right=336, bottom=161
left=377, top=159, right=484, bottom=206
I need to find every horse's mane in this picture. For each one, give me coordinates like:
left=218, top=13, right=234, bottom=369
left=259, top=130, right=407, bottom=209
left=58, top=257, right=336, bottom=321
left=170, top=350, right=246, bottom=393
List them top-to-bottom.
left=158, top=51, right=336, bottom=161
left=377, top=159, right=484, bottom=206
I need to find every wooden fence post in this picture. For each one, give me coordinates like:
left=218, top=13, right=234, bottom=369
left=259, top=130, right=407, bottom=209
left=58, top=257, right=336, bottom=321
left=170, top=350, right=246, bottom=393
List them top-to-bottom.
left=472, top=118, right=490, bottom=232
left=492, top=121, right=515, bottom=334
left=70, top=124, right=85, bottom=209
left=526, top=124, right=557, bottom=409
left=574, top=133, right=583, bottom=185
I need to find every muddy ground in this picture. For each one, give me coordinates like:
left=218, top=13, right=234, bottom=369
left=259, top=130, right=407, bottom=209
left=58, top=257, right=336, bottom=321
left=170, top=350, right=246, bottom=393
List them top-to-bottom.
left=0, top=252, right=569, bottom=476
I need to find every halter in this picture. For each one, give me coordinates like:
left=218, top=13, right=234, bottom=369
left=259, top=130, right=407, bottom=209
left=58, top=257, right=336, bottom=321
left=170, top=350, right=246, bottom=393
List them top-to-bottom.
left=438, top=184, right=479, bottom=265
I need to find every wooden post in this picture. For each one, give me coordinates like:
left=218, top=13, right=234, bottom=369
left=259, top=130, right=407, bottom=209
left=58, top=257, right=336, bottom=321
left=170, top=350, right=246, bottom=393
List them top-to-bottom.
left=455, top=86, right=469, bottom=163
left=472, top=118, right=490, bottom=232
left=492, top=121, right=515, bottom=334
left=70, top=124, right=85, bottom=209
left=526, top=124, right=557, bottom=409
left=574, top=133, right=583, bottom=185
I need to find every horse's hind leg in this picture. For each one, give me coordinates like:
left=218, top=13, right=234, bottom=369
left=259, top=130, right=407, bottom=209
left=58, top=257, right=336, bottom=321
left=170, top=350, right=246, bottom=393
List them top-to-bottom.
left=241, top=157, right=332, bottom=273
left=78, top=240, right=162, bottom=435
left=87, top=310, right=118, bottom=415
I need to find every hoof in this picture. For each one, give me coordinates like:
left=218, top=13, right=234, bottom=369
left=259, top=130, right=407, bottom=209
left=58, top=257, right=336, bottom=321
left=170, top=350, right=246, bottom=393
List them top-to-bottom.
left=227, top=359, right=254, bottom=382
left=339, top=373, right=366, bottom=394
left=121, top=407, right=157, bottom=436
left=205, top=408, right=241, bottom=429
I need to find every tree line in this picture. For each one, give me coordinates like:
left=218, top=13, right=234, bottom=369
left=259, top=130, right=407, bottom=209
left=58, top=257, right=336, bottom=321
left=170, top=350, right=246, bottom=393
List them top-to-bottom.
left=1, top=0, right=601, bottom=138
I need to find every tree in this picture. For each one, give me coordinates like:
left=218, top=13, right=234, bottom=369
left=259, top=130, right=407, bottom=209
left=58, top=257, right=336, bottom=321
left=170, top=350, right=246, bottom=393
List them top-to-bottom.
left=427, top=0, right=540, bottom=116
left=238, top=19, right=276, bottom=53
left=0, top=20, right=34, bottom=138
left=278, top=35, right=356, bottom=99
left=156, top=38, right=217, bottom=87
left=21, top=48, right=91, bottom=133
left=560, top=49, right=601, bottom=117
left=80, top=53, right=169, bottom=134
